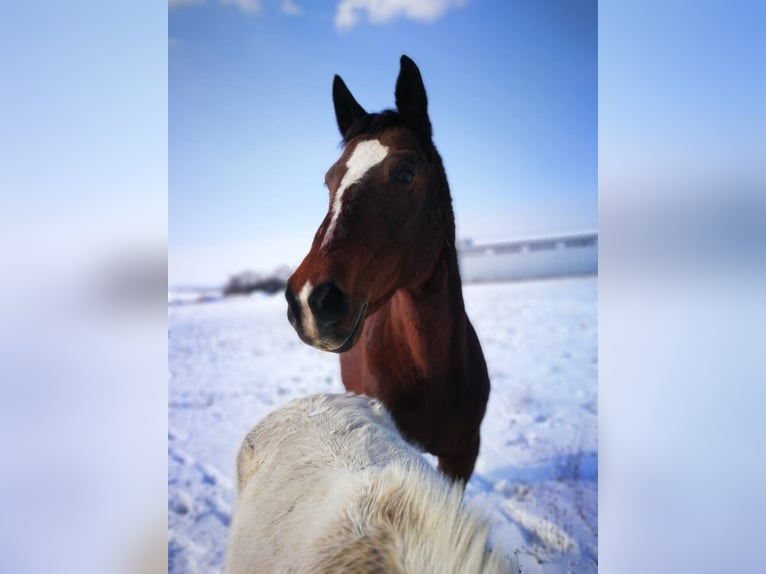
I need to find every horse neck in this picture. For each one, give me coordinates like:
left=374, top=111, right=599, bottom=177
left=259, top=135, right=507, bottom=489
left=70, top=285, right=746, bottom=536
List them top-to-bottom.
left=391, top=241, right=468, bottom=376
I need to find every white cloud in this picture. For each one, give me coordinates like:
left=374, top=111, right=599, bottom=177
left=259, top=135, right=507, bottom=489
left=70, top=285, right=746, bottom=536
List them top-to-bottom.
left=168, top=0, right=265, bottom=14
left=169, top=0, right=206, bottom=9
left=169, top=0, right=301, bottom=15
left=220, top=0, right=263, bottom=13
left=281, top=0, right=303, bottom=15
left=335, top=0, right=465, bottom=31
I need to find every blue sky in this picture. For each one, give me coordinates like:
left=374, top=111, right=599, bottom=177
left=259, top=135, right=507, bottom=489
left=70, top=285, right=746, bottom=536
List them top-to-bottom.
left=169, top=0, right=597, bottom=284
left=599, top=0, right=765, bottom=191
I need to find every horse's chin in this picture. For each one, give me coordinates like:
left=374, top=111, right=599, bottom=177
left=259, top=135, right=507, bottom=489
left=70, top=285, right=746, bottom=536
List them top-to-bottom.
left=292, top=302, right=367, bottom=353
left=328, top=302, right=367, bottom=353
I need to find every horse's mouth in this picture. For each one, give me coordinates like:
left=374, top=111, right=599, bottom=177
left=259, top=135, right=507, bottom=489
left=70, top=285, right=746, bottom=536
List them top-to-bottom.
left=330, top=302, right=367, bottom=353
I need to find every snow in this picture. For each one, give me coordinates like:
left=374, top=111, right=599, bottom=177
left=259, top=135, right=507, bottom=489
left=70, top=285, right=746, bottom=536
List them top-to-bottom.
left=169, top=277, right=597, bottom=573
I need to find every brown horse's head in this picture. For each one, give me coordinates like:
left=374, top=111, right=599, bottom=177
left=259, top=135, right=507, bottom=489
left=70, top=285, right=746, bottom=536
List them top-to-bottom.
left=286, top=56, right=454, bottom=352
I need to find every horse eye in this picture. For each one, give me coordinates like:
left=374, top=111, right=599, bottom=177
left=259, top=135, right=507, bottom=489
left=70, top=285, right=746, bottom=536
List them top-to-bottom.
left=392, top=165, right=415, bottom=184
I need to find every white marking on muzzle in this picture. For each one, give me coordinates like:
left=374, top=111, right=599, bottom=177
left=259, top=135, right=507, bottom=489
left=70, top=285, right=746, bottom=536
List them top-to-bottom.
left=322, top=139, right=389, bottom=248
left=298, top=280, right=318, bottom=339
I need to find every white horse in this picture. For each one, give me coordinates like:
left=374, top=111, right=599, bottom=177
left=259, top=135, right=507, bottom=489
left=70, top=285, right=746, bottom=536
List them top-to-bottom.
left=225, top=393, right=519, bottom=574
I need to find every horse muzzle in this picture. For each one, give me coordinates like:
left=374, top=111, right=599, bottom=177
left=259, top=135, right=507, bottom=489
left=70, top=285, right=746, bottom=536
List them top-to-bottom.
left=285, top=281, right=367, bottom=353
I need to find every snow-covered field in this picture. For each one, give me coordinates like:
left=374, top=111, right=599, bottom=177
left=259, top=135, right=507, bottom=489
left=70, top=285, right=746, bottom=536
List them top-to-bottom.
left=168, top=277, right=597, bottom=573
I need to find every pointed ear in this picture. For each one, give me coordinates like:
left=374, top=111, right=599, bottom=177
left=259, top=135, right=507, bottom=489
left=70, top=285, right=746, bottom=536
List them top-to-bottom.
left=395, top=55, right=432, bottom=140
left=333, top=75, right=366, bottom=138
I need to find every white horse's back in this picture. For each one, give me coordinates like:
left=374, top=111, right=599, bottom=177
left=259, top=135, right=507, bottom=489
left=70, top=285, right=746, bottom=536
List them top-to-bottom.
left=225, top=393, right=518, bottom=574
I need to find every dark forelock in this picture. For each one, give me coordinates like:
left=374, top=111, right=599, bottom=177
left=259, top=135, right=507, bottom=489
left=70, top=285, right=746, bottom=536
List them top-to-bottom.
left=341, top=110, right=406, bottom=145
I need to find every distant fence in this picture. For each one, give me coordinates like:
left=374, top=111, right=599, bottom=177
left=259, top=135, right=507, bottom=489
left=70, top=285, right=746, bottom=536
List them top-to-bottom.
left=458, top=231, right=598, bottom=283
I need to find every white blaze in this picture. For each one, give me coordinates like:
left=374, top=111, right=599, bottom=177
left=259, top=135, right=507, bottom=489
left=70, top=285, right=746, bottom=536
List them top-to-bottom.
left=322, top=139, right=389, bottom=248
left=298, top=280, right=317, bottom=339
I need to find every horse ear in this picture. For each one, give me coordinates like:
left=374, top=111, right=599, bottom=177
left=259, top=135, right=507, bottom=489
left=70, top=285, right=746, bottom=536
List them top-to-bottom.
left=395, top=55, right=432, bottom=140
left=333, top=75, right=366, bottom=138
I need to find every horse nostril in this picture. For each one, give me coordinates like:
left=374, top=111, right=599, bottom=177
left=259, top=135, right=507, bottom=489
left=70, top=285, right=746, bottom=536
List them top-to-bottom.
left=308, top=282, right=349, bottom=324
left=285, top=285, right=302, bottom=327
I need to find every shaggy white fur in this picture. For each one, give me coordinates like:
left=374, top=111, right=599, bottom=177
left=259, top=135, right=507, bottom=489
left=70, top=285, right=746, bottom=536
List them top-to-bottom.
left=225, top=393, right=519, bottom=574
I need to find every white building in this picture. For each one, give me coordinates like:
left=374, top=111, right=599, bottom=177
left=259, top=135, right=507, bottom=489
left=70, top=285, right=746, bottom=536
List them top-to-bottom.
left=458, top=231, right=598, bottom=283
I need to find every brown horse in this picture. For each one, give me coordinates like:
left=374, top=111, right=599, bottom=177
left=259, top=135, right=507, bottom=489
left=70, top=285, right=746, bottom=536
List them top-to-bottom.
left=285, top=56, right=490, bottom=484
